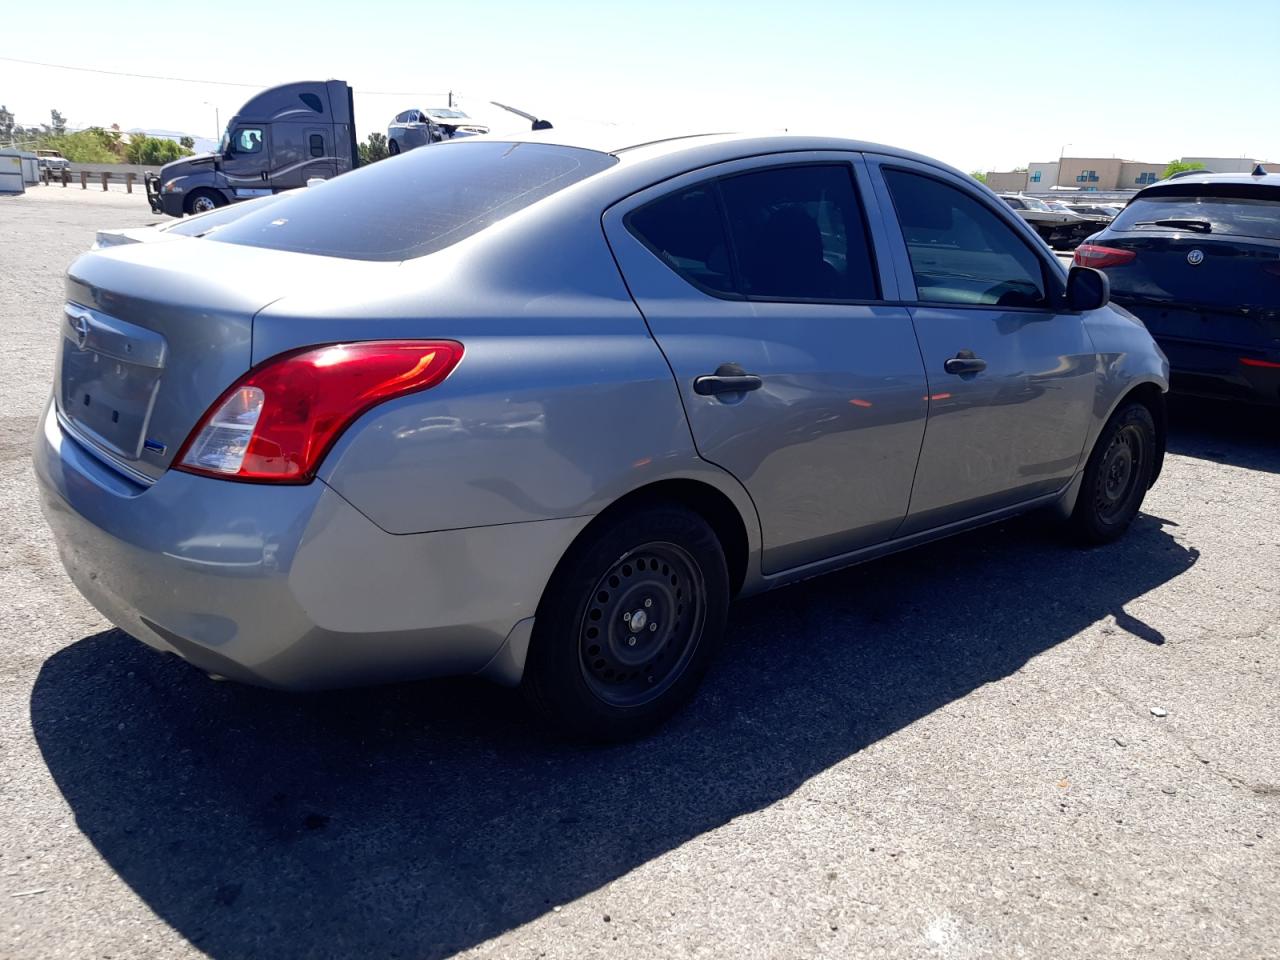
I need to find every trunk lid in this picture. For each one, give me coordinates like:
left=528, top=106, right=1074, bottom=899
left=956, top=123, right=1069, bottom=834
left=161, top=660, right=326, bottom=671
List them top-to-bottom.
left=1100, top=232, right=1280, bottom=349
left=57, top=240, right=382, bottom=482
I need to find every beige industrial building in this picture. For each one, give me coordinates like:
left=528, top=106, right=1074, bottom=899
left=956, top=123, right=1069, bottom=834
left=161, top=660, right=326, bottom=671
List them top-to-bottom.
left=984, top=155, right=1275, bottom=193
left=983, top=156, right=1274, bottom=193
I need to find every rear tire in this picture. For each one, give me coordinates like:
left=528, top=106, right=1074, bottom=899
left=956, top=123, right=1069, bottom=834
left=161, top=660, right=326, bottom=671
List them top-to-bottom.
left=185, top=189, right=225, bottom=215
left=1070, top=400, right=1157, bottom=545
left=522, top=503, right=729, bottom=742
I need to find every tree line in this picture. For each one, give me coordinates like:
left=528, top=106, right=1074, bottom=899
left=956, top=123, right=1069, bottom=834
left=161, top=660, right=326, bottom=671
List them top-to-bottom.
left=1, top=105, right=196, bottom=165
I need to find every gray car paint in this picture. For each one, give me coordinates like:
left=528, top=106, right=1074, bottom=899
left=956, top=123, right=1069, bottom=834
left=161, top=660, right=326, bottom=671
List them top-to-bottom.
left=35, top=132, right=1169, bottom=692
left=602, top=152, right=930, bottom=573
left=864, top=154, right=1098, bottom=533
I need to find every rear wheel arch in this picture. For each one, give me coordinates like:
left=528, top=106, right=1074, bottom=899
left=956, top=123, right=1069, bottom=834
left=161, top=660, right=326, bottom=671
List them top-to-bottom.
left=545, top=479, right=752, bottom=606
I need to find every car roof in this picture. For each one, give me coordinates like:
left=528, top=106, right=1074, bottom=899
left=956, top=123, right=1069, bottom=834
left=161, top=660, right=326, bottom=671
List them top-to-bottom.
left=464, top=126, right=951, bottom=170
left=1142, top=170, right=1280, bottom=190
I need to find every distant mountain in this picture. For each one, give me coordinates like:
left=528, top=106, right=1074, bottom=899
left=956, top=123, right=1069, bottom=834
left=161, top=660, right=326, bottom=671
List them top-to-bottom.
left=126, top=128, right=219, bottom=155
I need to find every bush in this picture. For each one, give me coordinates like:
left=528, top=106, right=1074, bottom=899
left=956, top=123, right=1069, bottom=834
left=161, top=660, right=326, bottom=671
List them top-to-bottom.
left=39, top=128, right=124, bottom=164
left=359, top=132, right=389, bottom=164
left=125, top=135, right=193, bottom=166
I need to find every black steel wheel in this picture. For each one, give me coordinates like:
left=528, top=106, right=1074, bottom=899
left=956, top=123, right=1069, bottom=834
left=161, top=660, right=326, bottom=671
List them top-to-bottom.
left=1071, top=400, right=1157, bottom=544
left=522, top=503, right=729, bottom=741
left=578, top=542, right=706, bottom=708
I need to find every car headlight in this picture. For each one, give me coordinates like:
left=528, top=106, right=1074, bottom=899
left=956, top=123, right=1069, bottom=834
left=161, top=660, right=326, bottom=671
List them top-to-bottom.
left=162, top=179, right=184, bottom=193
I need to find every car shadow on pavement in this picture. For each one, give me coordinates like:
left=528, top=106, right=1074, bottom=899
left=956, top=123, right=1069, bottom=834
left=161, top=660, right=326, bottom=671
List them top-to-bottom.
left=1166, top=396, right=1279, bottom=474
left=32, top=512, right=1197, bottom=960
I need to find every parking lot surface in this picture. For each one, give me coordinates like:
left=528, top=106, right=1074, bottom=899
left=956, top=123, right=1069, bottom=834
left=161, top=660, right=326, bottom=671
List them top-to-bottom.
left=1, top=189, right=1277, bottom=960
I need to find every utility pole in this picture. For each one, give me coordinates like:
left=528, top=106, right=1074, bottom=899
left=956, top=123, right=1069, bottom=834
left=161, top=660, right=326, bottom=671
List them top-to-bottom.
left=448, top=90, right=453, bottom=108
left=1058, top=143, right=1071, bottom=188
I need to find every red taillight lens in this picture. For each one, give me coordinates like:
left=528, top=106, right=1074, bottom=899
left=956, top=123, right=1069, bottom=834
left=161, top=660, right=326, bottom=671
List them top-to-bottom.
left=1073, top=244, right=1137, bottom=269
left=176, top=340, right=463, bottom=482
left=1240, top=356, right=1280, bottom=369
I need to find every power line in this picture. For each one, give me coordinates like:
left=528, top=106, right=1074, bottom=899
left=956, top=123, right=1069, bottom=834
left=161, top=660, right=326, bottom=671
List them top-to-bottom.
left=0, top=54, right=448, bottom=97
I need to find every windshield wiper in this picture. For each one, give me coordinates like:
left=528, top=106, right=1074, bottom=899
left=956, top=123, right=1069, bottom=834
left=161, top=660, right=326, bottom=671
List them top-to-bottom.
left=1132, top=218, right=1212, bottom=233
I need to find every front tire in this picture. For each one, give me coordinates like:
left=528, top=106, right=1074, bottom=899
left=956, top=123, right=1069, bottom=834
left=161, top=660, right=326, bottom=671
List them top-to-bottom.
left=388, top=139, right=401, bottom=155
left=184, top=189, right=226, bottom=215
left=1070, top=400, right=1157, bottom=544
left=522, top=503, right=729, bottom=741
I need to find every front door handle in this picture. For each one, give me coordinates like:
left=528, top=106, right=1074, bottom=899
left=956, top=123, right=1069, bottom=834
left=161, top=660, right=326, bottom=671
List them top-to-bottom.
left=944, top=351, right=987, bottom=376
left=694, top=362, right=763, bottom=397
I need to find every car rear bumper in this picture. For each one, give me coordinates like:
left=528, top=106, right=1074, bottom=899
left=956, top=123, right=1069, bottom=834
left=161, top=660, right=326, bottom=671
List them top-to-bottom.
left=1118, top=302, right=1280, bottom=405
left=34, top=401, right=586, bottom=690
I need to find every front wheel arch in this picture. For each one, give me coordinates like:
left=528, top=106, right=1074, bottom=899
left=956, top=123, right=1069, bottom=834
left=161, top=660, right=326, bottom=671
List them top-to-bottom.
left=1108, top=382, right=1167, bottom=487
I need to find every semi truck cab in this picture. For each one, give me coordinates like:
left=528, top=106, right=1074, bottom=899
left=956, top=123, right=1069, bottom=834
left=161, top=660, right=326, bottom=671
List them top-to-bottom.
left=146, top=79, right=358, bottom=217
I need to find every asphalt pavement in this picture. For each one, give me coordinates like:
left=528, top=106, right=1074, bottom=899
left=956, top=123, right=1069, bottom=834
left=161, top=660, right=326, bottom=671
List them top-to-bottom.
left=1, top=187, right=1277, bottom=960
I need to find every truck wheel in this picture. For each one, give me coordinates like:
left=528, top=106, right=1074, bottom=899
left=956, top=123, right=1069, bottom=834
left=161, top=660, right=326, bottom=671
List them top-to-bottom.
left=388, top=139, right=401, bottom=156
left=185, top=190, right=226, bottom=215
left=521, top=503, right=729, bottom=742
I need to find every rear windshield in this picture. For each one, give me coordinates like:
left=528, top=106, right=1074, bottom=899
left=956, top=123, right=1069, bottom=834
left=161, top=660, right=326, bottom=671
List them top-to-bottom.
left=209, top=141, right=617, bottom=261
left=1112, top=190, right=1280, bottom=241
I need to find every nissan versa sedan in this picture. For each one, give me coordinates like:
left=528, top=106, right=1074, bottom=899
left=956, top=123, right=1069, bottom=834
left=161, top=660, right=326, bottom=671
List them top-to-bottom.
left=35, top=132, right=1169, bottom=740
left=1075, top=168, right=1280, bottom=404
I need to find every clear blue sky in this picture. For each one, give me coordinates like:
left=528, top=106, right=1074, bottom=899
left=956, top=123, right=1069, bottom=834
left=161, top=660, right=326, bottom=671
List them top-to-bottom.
left=3, top=0, right=1277, bottom=171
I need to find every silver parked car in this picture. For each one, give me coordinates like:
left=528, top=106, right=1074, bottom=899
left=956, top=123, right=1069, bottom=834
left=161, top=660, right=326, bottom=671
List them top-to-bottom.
left=387, top=107, right=490, bottom=155
left=35, top=132, right=1169, bottom=740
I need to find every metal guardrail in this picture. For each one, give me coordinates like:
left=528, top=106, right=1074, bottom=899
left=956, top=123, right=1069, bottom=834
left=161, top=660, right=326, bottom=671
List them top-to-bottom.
left=40, top=167, right=142, bottom=193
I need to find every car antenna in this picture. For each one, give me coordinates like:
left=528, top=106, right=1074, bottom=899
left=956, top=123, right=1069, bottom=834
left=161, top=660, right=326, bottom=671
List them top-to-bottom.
left=490, top=101, right=553, bottom=131
left=1253, top=162, right=1267, bottom=176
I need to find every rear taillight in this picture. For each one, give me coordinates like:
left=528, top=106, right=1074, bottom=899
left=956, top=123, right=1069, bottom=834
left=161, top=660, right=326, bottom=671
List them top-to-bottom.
left=1073, top=244, right=1137, bottom=269
left=176, top=340, right=463, bottom=482
left=1240, top=357, right=1280, bottom=369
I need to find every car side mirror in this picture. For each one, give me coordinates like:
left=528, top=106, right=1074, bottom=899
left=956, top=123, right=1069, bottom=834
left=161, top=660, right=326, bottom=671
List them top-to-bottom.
left=1066, top=265, right=1110, bottom=311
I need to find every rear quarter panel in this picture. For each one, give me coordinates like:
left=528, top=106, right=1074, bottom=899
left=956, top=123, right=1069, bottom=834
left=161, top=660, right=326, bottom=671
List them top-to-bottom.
left=251, top=195, right=762, bottom=544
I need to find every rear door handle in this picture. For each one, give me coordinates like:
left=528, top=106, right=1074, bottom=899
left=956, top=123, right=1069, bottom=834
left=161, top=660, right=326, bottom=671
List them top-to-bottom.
left=943, top=352, right=987, bottom=376
left=693, top=362, right=763, bottom=396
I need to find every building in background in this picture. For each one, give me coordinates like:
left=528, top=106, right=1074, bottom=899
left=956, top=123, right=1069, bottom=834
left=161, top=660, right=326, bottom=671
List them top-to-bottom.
left=984, top=155, right=1275, bottom=193
left=1181, top=157, right=1265, bottom=174
left=1027, top=161, right=1058, bottom=189
left=984, top=170, right=1027, bottom=192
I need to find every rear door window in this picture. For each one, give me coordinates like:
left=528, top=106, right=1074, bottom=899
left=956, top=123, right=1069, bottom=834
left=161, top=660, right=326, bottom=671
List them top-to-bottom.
left=210, top=141, right=617, bottom=261
left=625, top=162, right=879, bottom=302
left=719, top=165, right=878, bottom=301
left=884, top=168, right=1048, bottom=308
left=625, top=186, right=736, bottom=296
left=1111, top=191, right=1280, bottom=241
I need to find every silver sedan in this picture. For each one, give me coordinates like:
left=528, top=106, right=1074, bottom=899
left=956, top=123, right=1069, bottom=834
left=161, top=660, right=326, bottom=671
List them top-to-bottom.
left=34, top=131, right=1169, bottom=740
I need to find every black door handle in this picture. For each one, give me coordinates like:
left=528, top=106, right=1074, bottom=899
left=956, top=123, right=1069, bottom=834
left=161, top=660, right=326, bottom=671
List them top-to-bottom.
left=944, top=351, right=987, bottom=376
left=694, top=362, right=763, bottom=396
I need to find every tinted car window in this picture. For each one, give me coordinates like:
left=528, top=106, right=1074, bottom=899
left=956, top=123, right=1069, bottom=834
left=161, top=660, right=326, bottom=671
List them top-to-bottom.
left=211, top=142, right=617, bottom=261
left=718, top=164, right=878, bottom=300
left=885, top=169, right=1047, bottom=307
left=626, top=186, right=736, bottom=296
left=1111, top=192, right=1280, bottom=241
